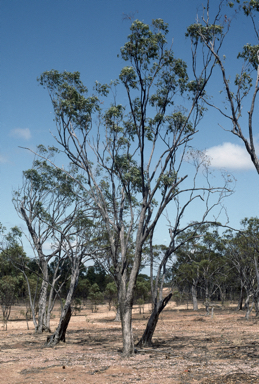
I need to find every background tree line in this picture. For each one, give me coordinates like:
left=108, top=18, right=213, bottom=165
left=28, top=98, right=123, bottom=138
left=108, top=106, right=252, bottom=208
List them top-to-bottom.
left=2, top=216, right=259, bottom=328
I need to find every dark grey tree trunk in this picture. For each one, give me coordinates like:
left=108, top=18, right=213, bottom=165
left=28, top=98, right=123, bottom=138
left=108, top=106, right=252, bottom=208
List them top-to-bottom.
left=45, top=260, right=79, bottom=346
left=136, top=293, right=172, bottom=348
left=254, top=298, right=259, bottom=316
left=45, top=304, right=71, bottom=345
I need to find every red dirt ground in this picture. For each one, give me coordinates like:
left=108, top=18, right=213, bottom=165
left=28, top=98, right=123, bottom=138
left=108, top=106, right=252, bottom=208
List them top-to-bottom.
left=1, top=302, right=259, bottom=383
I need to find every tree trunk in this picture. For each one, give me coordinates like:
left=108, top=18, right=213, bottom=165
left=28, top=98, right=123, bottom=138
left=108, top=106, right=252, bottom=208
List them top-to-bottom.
left=118, top=240, right=144, bottom=356
left=45, top=260, right=79, bottom=346
left=36, top=261, right=49, bottom=333
left=45, top=263, right=61, bottom=330
left=23, top=271, right=38, bottom=330
left=205, top=280, right=209, bottom=302
left=191, top=284, right=198, bottom=311
left=237, top=284, right=244, bottom=310
left=218, top=286, right=225, bottom=305
left=136, top=293, right=172, bottom=348
left=244, top=294, right=250, bottom=311
left=254, top=299, right=259, bottom=316
left=204, top=301, right=210, bottom=316
left=245, top=301, right=254, bottom=320
left=120, top=302, right=134, bottom=356
left=45, top=304, right=71, bottom=346
left=114, top=306, right=121, bottom=322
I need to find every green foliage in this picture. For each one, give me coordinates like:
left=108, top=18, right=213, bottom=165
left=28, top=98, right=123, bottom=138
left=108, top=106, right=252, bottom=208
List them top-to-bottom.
left=240, top=0, right=259, bottom=15
left=119, top=18, right=189, bottom=124
left=120, top=19, right=169, bottom=65
left=186, top=23, right=223, bottom=44
left=237, top=44, right=259, bottom=70
left=119, top=66, right=138, bottom=89
left=38, top=70, right=100, bottom=130
left=234, top=71, right=253, bottom=96
left=187, top=79, right=206, bottom=99
left=94, top=81, right=111, bottom=96
left=105, top=104, right=125, bottom=133
left=165, top=111, right=194, bottom=135
left=22, top=151, right=83, bottom=202
left=114, top=154, right=143, bottom=192
left=224, top=217, right=259, bottom=303
left=173, top=225, right=228, bottom=302
left=85, top=263, right=108, bottom=292
left=0, top=275, right=20, bottom=330
left=134, top=275, right=150, bottom=304
left=74, top=278, right=91, bottom=300
left=104, top=282, right=117, bottom=310
left=88, top=283, right=104, bottom=312
left=171, top=290, right=182, bottom=305
left=72, top=298, right=82, bottom=315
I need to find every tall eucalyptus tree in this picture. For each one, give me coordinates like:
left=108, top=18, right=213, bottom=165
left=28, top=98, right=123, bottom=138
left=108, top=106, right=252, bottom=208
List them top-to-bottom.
left=38, top=19, right=228, bottom=355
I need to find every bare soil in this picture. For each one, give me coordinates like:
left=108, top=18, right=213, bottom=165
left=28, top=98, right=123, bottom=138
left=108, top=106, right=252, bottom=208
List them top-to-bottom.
left=1, top=301, right=259, bottom=383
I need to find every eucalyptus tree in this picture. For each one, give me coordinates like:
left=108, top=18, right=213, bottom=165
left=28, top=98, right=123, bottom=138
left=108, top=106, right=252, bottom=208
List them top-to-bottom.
left=187, top=0, right=259, bottom=173
left=38, top=19, right=225, bottom=356
left=13, top=150, right=93, bottom=333
left=225, top=217, right=259, bottom=318
left=173, top=225, right=230, bottom=304
left=0, top=227, right=25, bottom=330
left=198, top=229, right=228, bottom=305
left=172, top=230, right=203, bottom=311
left=227, top=233, right=257, bottom=317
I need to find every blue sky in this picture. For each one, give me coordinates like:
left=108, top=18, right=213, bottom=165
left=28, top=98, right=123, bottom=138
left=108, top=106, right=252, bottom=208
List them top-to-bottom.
left=1, top=0, right=258, bottom=256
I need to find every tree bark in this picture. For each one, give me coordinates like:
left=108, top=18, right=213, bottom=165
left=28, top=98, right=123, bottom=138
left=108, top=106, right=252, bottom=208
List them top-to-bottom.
left=119, top=237, right=144, bottom=356
left=36, top=260, right=49, bottom=333
left=45, top=260, right=79, bottom=346
left=205, top=279, right=209, bottom=302
left=191, top=284, right=198, bottom=311
left=237, top=284, right=244, bottom=310
left=136, top=293, right=172, bottom=347
left=244, top=294, right=250, bottom=311
left=254, top=298, right=259, bottom=316
left=120, top=301, right=134, bottom=356
left=204, top=301, right=210, bottom=316
left=245, top=301, right=254, bottom=320
left=45, top=304, right=71, bottom=345
left=114, top=306, right=121, bottom=322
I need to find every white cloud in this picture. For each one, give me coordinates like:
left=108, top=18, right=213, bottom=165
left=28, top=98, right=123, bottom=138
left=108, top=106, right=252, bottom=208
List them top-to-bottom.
left=10, top=128, right=31, bottom=140
left=205, top=142, right=254, bottom=170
